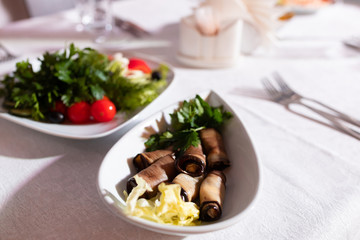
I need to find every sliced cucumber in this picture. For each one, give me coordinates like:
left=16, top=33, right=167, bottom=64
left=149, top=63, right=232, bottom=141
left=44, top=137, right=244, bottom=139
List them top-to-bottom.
left=3, top=100, right=16, bottom=108
left=9, top=108, right=32, bottom=117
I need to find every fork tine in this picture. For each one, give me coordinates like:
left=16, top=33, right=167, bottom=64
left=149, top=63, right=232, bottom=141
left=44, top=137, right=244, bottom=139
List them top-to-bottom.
left=272, top=72, right=294, bottom=93
left=273, top=72, right=295, bottom=95
left=262, top=78, right=279, bottom=97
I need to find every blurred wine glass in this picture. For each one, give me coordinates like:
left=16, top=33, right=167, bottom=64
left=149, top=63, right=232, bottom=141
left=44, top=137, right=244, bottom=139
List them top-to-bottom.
left=75, top=0, right=113, bottom=43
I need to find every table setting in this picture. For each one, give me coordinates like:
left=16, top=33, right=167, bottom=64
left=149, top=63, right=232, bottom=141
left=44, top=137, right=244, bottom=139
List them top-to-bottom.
left=1, top=0, right=360, bottom=239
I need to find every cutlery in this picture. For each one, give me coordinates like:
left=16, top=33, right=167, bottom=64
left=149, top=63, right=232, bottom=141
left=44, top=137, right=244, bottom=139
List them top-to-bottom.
left=96, top=8, right=150, bottom=38
left=113, top=17, right=151, bottom=38
left=343, top=35, right=360, bottom=50
left=0, top=43, right=17, bottom=62
left=262, top=72, right=360, bottom=140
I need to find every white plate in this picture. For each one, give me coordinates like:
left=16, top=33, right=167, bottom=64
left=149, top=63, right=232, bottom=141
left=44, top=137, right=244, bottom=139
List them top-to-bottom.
left=280, top=1, right=332, bottom=15
left=0, top=52, right=175, bottom=139
left=97, top=90, right=261, bottom=235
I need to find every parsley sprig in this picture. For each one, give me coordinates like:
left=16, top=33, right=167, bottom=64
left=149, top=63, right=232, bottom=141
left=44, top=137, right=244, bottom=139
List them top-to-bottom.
left=144, top=95, right=232, bottom=153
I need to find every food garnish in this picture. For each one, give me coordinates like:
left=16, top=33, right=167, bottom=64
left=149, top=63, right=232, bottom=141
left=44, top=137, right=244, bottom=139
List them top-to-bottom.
left=0, top=43, right=169, bottom=123
left=144, top=95, right=232, bottom=153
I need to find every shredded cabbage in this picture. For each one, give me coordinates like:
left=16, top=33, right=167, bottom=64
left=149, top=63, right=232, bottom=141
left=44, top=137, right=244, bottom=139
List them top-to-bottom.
left=106, top=57, right=168, bottom=112
left=123, top=175, right=200, bottom=226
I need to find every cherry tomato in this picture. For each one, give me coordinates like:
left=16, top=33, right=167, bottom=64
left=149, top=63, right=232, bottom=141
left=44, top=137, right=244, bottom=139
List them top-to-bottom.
left=108, top=55, right=114, bottom=61
left=128, top=58, right=152, bottom=74
left=91, top=99, right=116, bottom=122
left=52, top=100, right=67, bottom=115
left=67, top=101, right=91, bottom=124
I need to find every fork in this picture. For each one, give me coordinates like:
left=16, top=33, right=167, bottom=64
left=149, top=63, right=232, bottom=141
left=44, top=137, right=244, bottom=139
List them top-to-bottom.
left=0, top=43, right=17, bottom=62
left=262, top=72, right=360, bottom=140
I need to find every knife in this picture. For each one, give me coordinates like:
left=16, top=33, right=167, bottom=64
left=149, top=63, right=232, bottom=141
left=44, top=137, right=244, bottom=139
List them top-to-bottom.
left=113, top=17, right=151, bottom=38
left=343, top=36, right=360, bottom=51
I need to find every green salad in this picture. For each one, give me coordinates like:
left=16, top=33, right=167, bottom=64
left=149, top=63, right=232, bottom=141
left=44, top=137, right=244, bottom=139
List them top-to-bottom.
left=0, top=43, right=169, bottom=123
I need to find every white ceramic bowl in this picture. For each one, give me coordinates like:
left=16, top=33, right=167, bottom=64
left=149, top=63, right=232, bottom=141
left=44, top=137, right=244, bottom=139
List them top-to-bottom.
left=97, top=90, right=261, bottom=235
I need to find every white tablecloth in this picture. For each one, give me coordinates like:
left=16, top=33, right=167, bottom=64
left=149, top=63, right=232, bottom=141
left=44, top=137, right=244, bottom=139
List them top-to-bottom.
left=1, top=1, right=360, bottom=239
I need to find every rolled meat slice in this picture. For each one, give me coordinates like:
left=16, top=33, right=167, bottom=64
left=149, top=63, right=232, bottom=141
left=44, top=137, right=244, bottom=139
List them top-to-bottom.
left=200, top=128, right=230, bottom=170
left=175, top=144, right=206, bottom=177
left=132, top=149, right=173, bottom=172
left=127, top=154, right=177, bottom=198
left=199, top=170, right=226, bottom=221
left=172, top=173, right=203, bottom=202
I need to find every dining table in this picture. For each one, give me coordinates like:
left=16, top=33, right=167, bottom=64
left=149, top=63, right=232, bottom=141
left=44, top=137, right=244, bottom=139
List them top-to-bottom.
left=1, top=0, right=360, bottom=239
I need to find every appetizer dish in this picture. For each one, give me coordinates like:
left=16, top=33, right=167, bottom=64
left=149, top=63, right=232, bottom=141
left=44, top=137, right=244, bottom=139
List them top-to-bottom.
left=0, top=43, right=169, bottom=124
left=0, top=44, right=174, bottom=139
left=97, top=90, right=261, bottom=235
left=123, top=95, right=232, bottom=225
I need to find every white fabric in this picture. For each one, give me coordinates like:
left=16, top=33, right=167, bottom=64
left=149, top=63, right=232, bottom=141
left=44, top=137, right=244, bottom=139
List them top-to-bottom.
left=1, top=1, right=360, bottom=239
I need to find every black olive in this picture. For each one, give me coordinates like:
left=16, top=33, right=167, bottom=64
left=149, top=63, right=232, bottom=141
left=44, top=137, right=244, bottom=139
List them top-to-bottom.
left=151, top=71, right=162, bottom=80
left=47, top=112, right=65, bottom=123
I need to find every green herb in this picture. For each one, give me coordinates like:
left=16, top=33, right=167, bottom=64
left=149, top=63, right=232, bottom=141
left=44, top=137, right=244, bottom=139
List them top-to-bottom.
left=0, top=43, right=168, bottom=121
left=144, top=95, right=232, bottom=153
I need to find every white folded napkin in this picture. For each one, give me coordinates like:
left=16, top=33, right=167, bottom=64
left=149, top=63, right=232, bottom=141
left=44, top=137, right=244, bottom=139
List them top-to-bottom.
left=196, top=0, right=278, bottom=43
